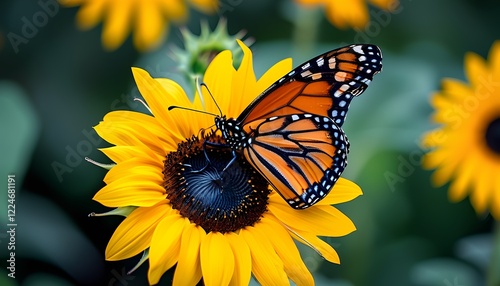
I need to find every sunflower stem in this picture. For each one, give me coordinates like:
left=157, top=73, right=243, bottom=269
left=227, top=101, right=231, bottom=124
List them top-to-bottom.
left=488, top=220, right=500, bottom=286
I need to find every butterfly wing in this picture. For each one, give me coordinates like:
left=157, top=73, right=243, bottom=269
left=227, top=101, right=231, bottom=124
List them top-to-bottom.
left=237, top=44, right=381, bottom=208
left=238, top=44, right=382, bottom=133
left=243, top=114, right=349, bottom=209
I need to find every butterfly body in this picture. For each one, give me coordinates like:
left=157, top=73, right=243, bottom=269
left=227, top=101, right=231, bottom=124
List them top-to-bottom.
left=214, top=44, right=382, bottom=209
left=215, top=116, right=250, bottom=149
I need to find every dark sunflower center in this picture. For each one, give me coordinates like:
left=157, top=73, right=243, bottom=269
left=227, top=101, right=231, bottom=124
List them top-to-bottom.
left=485, top=117, right=500, bottom=154
left=163, top=133, right=270, bottom=233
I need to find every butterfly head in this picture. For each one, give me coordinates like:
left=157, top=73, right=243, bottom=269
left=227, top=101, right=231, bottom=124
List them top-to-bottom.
left=215, top=116, right=248, bottom=149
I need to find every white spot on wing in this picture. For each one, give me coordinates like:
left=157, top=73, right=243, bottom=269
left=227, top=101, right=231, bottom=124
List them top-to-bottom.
left=353, top=45, right=364, bottom=54
left=316, top=57, right=324, bottom=67
left=328, top=57, right=336, bottom=69
left=301, top=70, right=312, bottom=78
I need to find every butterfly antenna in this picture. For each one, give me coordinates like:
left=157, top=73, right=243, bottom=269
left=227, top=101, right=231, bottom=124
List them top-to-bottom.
left=168, top=77, right=219, bottom=116
left=200, top=82, right=223, bottom=116
left=167, top=106, right=219, bottom=117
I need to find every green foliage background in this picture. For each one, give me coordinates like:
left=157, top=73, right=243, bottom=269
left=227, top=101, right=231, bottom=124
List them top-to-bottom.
left=0, top=0, right=499, bottom=285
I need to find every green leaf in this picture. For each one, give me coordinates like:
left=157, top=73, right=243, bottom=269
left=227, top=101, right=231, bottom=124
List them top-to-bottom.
left=0, top=81, right=40, bottom=226
left=0, top=81, right=39, bottom=180
left=456, top=234, right=492, bottom=270
left=410, top=258, right=482, bottom=286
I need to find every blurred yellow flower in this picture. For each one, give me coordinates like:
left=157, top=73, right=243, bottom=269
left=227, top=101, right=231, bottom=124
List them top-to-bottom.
left=59, top=0, right=218, bottom=52
left=296, top=0, right=399, bottom=29
left=92, top=41, right=362, bottom=284
left=423, top=41, right=500, bottom=219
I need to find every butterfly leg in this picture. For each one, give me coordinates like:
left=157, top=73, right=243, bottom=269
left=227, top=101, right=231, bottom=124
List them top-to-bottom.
left=188, top=139, right=230, bottom=173
left=180, top=140, right=211, bottom=173
left=186, top=140, right=216, bottom=173
left=203, top=140, right=237, bottom=174
left=222, top=150, right=237, bottom=173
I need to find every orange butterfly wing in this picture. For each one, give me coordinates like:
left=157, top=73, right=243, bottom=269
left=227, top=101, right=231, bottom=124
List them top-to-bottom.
left=218, top=44, right=382, bottom=208
left=239, top=44, right=382, bottom=132
left=243, top=114, right=349, bottom=208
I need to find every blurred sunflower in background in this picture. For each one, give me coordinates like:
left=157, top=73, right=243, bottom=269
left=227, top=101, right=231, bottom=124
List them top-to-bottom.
left=58, top=0, right=218, bottom=51
left=295, top=0, right=399, bottom=29
left=91, top=40, right=362, bottom=285
left=422, top=41, right=500, bottom=219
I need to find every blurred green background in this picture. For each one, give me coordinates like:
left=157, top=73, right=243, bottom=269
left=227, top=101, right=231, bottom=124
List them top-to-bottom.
left=1, top=0, right=499, bottom=285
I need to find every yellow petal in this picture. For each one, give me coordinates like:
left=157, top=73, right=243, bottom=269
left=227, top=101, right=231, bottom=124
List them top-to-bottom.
left=75, top=0, right=106, bottom=30
left=101, top=0, right=133, bottom=51
left=133, top=0, right=166, bottom=52
left=156, top=0, right=187, bottom=21
left=188, top=0, right=219, bottom=14
left=296, top=0, right=326, bottom=5
left=325, top=0, right=368, bottom=29
left=368, top=0, right=399, bottom=10
left=227, top=40, right=258, bottom=117
left=489, top=40, right=500, bottom=79
left=202, top=49, right=235, bottom=116
left=465, top=52, right=489, bottom=88
left=230, top=54, right=292, bottom=118
left=254, top=57, right=292, bottom=96
left=132, top=68, right=202, bottom=141
left=154, top=78, right=214, bottom=136
left=441, top=78, right=472, bottom=102
left=429, top=92, right=450, bottom=110
left=430, top=93, right=457, bottom=124
left=101, top=110, right=178, bottom=151
left=94, top=119, right=169, bottom=156
left=421, top=129, right=447, bottom=149
left=99, top=145, right=162, bottom=165
left=421, top=150, right=442, bottom=170
left=428, top=150, right=463, bottom=187
left=468, top=152, right=491, bottom=214
left=448, top=153, right=476, bottom=202
left=103, top=157, right=162, bottom=185
left=93, top=176, right=166, bottom=207
left=317, top=177, right=363, bottom=205
left=269, top=195, right=356, bottom=236
left=106, top=204, right=170, bottom=260
left=148, top=213, right=188, bottom=285
left=260, top=216, right=314, bottom=286
left=173, top=224, right=206, bottom=286
left=240, top=226, right=289, bottom=285
left=290, top=230, right=340, bottom=264
left=200, top=232, right=235, bottom=286
left=226, top=232, right=252, bottom=286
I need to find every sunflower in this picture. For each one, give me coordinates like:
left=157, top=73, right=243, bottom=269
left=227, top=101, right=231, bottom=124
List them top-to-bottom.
left=59, top=0, right=218, bottom=52
left=295, top=0, right=399, bottom=29
left=92, top=40, right=362, bottom=285
left=422, top=41, right=500, bottom=219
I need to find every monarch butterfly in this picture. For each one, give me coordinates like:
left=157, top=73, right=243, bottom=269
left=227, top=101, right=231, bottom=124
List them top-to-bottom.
left=174, top=44, right=382, bottom=209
